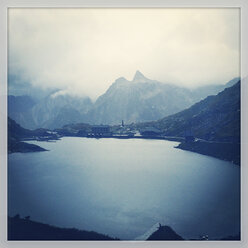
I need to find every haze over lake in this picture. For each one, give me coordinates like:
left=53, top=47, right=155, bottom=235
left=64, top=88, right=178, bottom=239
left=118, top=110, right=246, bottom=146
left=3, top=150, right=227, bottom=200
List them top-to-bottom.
left=8, top=137, right=240, bottom=240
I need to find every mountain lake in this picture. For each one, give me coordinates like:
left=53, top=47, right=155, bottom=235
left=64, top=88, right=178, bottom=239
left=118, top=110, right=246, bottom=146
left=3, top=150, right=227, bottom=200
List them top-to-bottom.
left=8, top=137, right=240, bottom=240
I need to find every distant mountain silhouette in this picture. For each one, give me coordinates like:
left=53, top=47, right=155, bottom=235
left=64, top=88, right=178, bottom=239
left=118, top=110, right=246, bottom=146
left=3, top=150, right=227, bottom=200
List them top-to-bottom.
left=8, top=94, right=93, bottom=130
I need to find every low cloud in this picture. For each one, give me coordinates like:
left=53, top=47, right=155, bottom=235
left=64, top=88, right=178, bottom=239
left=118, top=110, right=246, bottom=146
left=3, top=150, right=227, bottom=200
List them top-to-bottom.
left=8, top=8, right=240, bottom=99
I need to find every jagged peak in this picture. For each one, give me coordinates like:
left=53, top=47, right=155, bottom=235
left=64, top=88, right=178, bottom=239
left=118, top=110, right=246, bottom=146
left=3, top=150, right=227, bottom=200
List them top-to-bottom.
left=132, top=70, right=149, bottom=82
left=115, top=77, right=128, bottom=83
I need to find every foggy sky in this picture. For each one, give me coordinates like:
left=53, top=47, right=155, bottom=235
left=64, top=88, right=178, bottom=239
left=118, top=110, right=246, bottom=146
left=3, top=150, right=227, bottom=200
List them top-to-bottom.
left=8, top=8, right=240, bottom=99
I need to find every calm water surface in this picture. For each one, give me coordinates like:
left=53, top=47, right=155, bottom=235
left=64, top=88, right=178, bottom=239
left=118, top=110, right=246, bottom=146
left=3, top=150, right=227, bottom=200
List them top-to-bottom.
left=8, top=137, right=240, bottom=240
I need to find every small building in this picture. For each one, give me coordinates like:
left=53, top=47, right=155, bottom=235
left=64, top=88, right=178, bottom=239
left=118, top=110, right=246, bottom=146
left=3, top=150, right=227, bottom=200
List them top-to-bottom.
left=92, top=125, right=110, bottom=135
left=140, top=127, right=162, bottom=136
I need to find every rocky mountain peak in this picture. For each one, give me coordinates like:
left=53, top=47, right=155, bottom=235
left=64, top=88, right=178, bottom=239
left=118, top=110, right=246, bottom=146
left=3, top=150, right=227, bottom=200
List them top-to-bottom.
left=133, top=70, right=149, bottom=82
left=115, top=77, right=128, bottom=83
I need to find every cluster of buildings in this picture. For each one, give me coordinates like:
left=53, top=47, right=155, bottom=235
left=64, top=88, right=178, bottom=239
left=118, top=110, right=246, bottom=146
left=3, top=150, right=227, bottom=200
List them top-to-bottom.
left=59, top=120, right=195, bottom=142
left=88, top=125, right=172, bottom=139
left=89, top=125, right=112, bottom=137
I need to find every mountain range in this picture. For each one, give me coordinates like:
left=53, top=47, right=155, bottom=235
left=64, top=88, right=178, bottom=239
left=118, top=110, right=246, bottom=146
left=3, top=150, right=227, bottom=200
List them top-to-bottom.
left=8, top=71, right=239, bottom=129
left=86, top=72, right=239, bottom=126
left=8, top=77, right=241, bottom=163
left=8, top=94, right=93, bottom=129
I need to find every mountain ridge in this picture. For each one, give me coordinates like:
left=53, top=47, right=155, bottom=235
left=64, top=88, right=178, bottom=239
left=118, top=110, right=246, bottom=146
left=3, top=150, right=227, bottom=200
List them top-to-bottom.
left=8, top=71, right=240, bottom=129
left=85, top=73, right=239, bottom=125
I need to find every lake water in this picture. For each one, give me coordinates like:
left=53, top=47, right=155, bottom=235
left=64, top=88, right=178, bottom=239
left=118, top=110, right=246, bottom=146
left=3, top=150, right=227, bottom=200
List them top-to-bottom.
left=8, top=137, right=240, bottom=240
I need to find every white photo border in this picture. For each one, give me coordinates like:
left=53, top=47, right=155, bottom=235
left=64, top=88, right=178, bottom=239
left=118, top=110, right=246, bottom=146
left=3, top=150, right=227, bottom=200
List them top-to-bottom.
left=0, top=0, right=247, bottom=248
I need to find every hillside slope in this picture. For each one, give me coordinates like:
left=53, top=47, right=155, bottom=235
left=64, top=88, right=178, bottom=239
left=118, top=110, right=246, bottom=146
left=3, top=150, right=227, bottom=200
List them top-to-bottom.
left=152, top=81, right=240, bottom=143
left=8, top=118, right=55, bottom=153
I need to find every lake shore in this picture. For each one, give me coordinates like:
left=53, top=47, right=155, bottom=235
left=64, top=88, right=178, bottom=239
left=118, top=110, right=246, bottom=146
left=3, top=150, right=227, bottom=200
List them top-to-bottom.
left=17, top=134, right=240, bottom=165
left=8, top=140, right=47, bottom=154
left=176, top=141, right=240, bottom=166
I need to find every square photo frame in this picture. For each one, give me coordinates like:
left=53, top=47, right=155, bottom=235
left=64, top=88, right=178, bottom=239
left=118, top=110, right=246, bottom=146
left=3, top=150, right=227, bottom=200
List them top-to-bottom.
left=0, top=1, right=248, bottom=248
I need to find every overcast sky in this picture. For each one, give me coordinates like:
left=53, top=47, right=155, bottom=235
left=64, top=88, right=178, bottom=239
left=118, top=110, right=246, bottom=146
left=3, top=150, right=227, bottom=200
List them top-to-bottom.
left=8, top=8, right=240, bottom=99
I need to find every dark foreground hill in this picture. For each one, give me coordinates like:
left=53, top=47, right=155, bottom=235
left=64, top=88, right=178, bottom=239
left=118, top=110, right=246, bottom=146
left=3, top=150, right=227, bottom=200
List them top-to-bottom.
left=8, top=118, right=57, bottom=153
left=8, top=141, right=47, bottom=153
left=176, top=141, right=240, bottom=165
left=8, top=216, right=117, bottom=241
left=147, top=225, right=184, bottom=240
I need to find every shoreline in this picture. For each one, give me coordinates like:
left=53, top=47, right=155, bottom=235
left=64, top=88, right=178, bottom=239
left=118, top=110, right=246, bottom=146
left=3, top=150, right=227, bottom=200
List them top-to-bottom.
left=17, top=135, right=240, bottom=165
left=176, top=141, right=240, bottom=166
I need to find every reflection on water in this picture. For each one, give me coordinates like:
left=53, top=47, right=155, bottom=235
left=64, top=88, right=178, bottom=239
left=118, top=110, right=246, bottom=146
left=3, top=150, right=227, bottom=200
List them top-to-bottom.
left=8, top=137, right=240, bottom=240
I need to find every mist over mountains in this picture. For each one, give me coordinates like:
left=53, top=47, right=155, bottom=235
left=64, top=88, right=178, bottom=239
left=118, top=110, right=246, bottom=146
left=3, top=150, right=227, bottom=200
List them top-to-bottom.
left=8, top=71, right=239, bottom=129
left=8, top=94, right=93, bottom=129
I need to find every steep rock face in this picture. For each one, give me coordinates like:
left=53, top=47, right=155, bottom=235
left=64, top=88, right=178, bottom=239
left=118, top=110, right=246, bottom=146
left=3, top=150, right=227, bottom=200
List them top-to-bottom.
left=86, top=72, right=193, bottom=124
left=152, top=81, right=240, bottom=142
left=87, top=82, right=193, bottom=124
